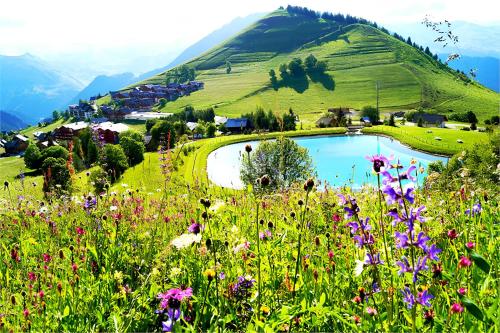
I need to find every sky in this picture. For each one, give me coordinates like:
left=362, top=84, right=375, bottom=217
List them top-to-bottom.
left=1, top=0, right=499, bottom=57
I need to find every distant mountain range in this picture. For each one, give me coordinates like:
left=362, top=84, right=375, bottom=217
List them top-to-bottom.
left=0, top=54, right=83, bottom=123
left=439, top=54, right=499, bottom=92
left=0, top=111, right=28, bottom=132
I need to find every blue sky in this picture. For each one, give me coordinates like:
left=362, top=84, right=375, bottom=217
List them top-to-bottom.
left=1, top=0, right=499, bottom=56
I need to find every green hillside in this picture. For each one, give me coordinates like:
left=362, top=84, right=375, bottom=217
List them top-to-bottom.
left=135, top=8, right=499, bottom=122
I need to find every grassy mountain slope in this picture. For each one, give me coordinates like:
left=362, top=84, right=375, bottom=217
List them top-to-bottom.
left=138, top=9, right=499, bottom=122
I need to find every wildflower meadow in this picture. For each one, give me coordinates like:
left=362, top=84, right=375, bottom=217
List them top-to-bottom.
left=0, top=150, right=498, bottom=332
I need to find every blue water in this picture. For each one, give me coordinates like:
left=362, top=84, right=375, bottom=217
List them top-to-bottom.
left=206, top=135, right=448, bottom=189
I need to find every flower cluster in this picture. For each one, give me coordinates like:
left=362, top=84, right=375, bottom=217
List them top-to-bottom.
left=231, top=275, right=256, bottom=300
left=157, top=287, right=193, bottom=332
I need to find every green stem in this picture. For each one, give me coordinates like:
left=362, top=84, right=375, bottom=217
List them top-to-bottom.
left=255, top=201, right=262, bottom=320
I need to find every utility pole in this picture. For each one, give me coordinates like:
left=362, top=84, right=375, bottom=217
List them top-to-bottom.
left=376, top=81, right=380, bottom=115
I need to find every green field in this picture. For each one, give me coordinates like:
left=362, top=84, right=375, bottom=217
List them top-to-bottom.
left=128, top=10, right=498, bottom=123
left=362, top=125, right=491, bottom=155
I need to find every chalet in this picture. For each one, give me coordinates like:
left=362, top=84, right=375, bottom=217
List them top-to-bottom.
left=68, top=101, right=97, bottom=120
left=393, top=111, right=406, bottom=118
left=412, top=113, right=446, bottom=128
left=214, top=116, right=228, bottom=126
left=225, top=118, right=251, bottom=133
left=54, top=122, right=89, bottom=140
left=92, top=122, right=129, bottom=144
left=33, top=131, right=47, bottom=141
left=4, top=134, right=29, bottom=154
left=0, top=139, right=7, bottom=148
left=37, top=139, right=59, bottom=150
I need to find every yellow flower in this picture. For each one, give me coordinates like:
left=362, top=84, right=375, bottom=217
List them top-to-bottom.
left=204, top=269, right=216, bottom=281
left=261, top=305, right=270, bottom=315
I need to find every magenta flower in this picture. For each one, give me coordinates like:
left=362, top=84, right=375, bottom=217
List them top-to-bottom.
left=187, top=222, right=202, bottom=234
left=466, top=242, right=475, bottom=249
left=458, top=256, right=472, bottom=268
left=157, top=287, right=193, bottom=309
left=458, top=287, right=467, bottom=295
left=451, top=303, right=464, bottom=314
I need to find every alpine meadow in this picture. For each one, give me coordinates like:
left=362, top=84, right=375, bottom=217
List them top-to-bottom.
left=0, top=3, right=499, bottom=333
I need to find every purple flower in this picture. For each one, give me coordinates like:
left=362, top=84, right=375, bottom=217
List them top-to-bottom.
left=366, top=154, right=392, bottom=173
left=399, top=165, right=417, bottom=182
left=381, top=170, right=398, bottom=185
left=383, top=184, right=414, bottom=205
left=338, top=194, right=360, bottom=219
left=465, top=203, right=481, bottom=217
left=346, top=218, right=371, bottom=234
left=188, top=222, right=202, bottom=234
left=259, top=230, right=272, bottom=240
left=394, top=231, right=409, bottom=249
left=414, top=232, right=430, bottom=250
left=353, top=233, right=375, bottom=248
left=424, top=244, right=442, bottom=261
left=365, top=253, right=384, bottom=266
left=413, top=256, right=428, bottom=282
left=396, top=257, right=412, bottom=275
left=219, top=272, right=226, bottom=280
left=232, top=275, right=256, bottom=299
left=157, top=287, right=193, bottom=309
left=401, top=287, right=416, bottom=309
left=417, top=290, right=434, bottom=307
left=161, top=308, right=181, bottom=332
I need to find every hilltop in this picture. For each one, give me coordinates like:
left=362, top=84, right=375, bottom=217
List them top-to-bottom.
left=133, top=7, right=499, bottom=122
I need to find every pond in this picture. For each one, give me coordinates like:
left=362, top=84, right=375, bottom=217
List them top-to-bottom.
left=206, top=135, right=449, bottom=189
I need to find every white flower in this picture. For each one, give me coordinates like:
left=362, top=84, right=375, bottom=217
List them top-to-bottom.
left=121, top=183, right=129, bottom=187
left=210, top=200, right=225, bottom=212
left=110, top=205, right=118, bottom=211
left=39, top=206, right=49, bottom=213
left=231, top=225, right=239, bottom=234
left=171, top=233, right=202, bottom=249
left=354, top=259, right=364, bottom=277
left=170, top=267, right=182, bottom=277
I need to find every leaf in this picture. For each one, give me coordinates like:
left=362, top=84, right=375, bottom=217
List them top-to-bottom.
left=471, top=252, right=490, bottom=273
left=319, top=292, right=326, bottom=306
left=462, top=297, right=484, bottom=321
left=63, top=305, right=70, bottom=318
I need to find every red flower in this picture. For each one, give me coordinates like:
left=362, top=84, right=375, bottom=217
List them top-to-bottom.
left=332, top=213, right=341, bottom=223
left=76, top=227, right=85, bottom=235
left=447, top=229, right=458, bottom=240
left=42, top=253, right=52, bottom=263
left=28, top=272, right=37, bottom=281
left=23, top=308, right=30, bottom=318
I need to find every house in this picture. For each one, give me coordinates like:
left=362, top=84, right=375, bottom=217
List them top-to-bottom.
left=68, top=101, right=97, bottom=120
left=328, top=107, right=352, bottom=118
left=393, top=111, right=405, bottom=118
left=412, top=113, right=446, bottom=128
left=214, top=116, right=228, bottom=126
left=316, top=116, right=334, bottom=128
left=360, top=117, right=372, bottom=125
left=225, top=118, right=251, bottom=133
left=53, top=122, right=89, bottom=140
left=92, top=122, right=129, bottom=144
left=186, top=122, right=198, bottom=131
left=33, top=131, right=47, bottom=141
left=4, top=134, right=29, bottom=154
left=0, top=139, right=7, bottom=148
left=37, top=139, right=59, bottom=150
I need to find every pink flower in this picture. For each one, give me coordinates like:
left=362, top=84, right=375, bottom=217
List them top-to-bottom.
left=332, top=214, right=341, bottom=223
left=76, top=227, right=85, bottom=235
left=466, top=242, right=475, bottom=249
left=328, top=250, right=334, bottom=259
left=43, top=253, right=52, bottom=263
left=458, top=256, right=472, bottom=268
left=71, top=263, right=78, bottom=273
left=28, top=272, right=37, bottom=281
left=458, top=287, right=467, bottom=295
left=38, top=290, right=45, bottom=298
left=451, top=303, right=464, bottom=314
left=366, top=307, right=378, bottom=316
left=23, top=308, right=30, bottom=318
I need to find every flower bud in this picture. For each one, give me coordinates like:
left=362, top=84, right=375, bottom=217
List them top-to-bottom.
left=245, top=144, right=252, bottom=153
left=260, top=175, right=270, bottom=187
left=303, top=178, right=314, bottom=192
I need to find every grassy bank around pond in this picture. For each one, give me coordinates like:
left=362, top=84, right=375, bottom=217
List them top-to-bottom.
left=362, top=125, right=491, bottom=155
left=182, top=127, right=347, bottom=184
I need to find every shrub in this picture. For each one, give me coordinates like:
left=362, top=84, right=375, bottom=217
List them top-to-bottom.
left=361, top=106, right=379, bottom=123
left=205, top=123, right=217, bottom=138
left=119, top=136, right=145, bottom=166
left=240, top=137, right=314, bottom=191
left=24, top=143, right=42, bottom=169
left=100, top=144, right=129, bottom=182
left=42, top=146, right=69, bottom=161
left=41, top=157, right=71, bottom=193
left=89, top=167, right=109, bottom=194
